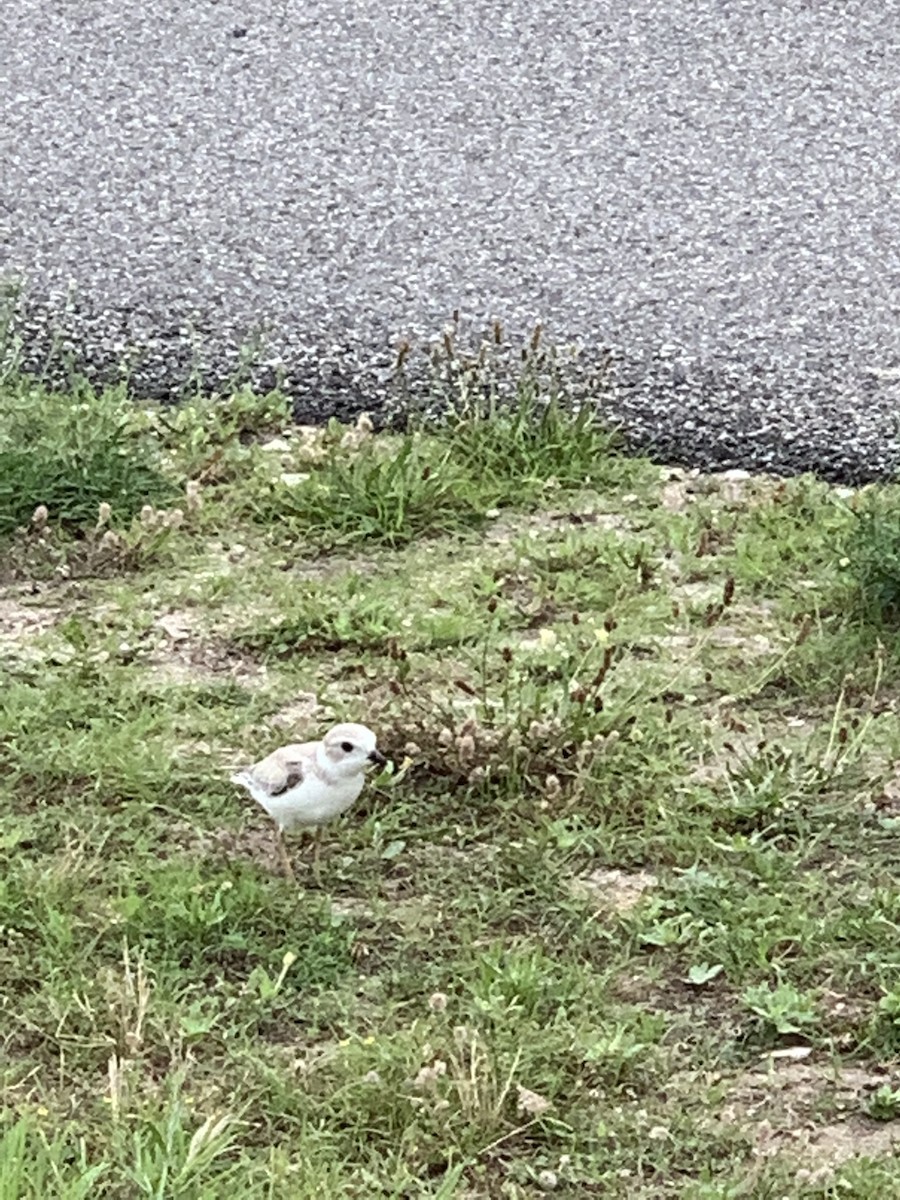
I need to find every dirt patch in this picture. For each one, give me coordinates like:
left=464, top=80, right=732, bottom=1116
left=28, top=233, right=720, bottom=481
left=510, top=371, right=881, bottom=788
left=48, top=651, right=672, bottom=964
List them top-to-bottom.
left=658, top=467, right=786, bottom=512
left=708, top=469, right=787, bottom=509
left=660, top=477, right=696, bottom=513
left=487, top=506, right=636, bottom=544
left=669, top=580, right=729, bottom=607
left=0, top=594, right=60, bottom=655
left=647, top=602, right=783, bottom=688
left=144, top=610, right=269, bottom=688
left=153, top=610, right=195, bottom=642
left=655, top=625, right=780, bottom=661
left=707, top=627, right=780, bottom=657
left=144, top=650, right=268, bottom=688
left=269, top=692, right=322, bottom=731
left=686, top=710, right=820, bottom=787
left=184, top=820, right=360, bottom=882
left=176, top=821, right=286, bottom=874
left=416, top=841, right=501, bottom=875
left=569, top=867, right=658, bottom=913
left=330, top=891, right=440, bottom=931
left=329, top=896, right=377, bottom=919
left=715, top=1058, right=898, bottom=1182
left=724, top=1059, right=886, bottom=1118
left=788, top=1120, right=900, bottom=1184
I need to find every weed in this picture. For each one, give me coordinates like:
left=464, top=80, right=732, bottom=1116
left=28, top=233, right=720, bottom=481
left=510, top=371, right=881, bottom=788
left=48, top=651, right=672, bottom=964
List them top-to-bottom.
left=0, top=379, right=173, bottom=536
left=435, top=385, right=630, bottom=507
left=145, top=386, right=293, bottom=479
left=245, top=434, right=487, bottom=548
left=840, top=486, right=900, bottom=624
left=235, top=580, right=398, bottom=657
left=741, top=979, right=820, bottom=1038
left=868, top=1084, right=900, bottom=1121
left=119, top=1092, right=244, bottom=1198
left=0, top=1118, right=107, bottom=1199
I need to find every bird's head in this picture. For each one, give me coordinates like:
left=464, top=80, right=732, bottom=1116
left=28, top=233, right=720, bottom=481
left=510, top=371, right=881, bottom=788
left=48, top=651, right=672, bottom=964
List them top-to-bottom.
left=321, top=723, right=386, bottom=777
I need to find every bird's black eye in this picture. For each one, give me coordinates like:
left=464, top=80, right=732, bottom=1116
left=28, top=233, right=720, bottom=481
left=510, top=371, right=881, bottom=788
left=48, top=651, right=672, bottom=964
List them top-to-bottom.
left=341, top=741, right=354, bottom=752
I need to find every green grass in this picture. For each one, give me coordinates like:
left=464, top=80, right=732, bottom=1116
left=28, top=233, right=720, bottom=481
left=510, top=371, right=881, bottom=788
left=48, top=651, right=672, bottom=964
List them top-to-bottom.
left=4, top=373, right=900, bottom=1196
left=0, top=378, right=174, bottom=535
left=430, top=386, right=631, bottom=500
left=839, top=487, right=900, bottom=625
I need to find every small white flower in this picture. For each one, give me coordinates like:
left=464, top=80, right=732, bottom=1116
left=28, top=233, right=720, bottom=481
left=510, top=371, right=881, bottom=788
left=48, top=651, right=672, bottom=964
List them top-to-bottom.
left=185, top=480, right=203, bottom=512
left=455, top=734, right=475, bottom=763
left=412, top=1060, right=447, bottom=1090
left=516, top=1084, right=552, bottom=1116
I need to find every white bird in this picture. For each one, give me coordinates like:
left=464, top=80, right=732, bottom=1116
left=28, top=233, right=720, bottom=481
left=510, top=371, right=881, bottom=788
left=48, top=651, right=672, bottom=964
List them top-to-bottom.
left=231, top=722, right=385, bottom=879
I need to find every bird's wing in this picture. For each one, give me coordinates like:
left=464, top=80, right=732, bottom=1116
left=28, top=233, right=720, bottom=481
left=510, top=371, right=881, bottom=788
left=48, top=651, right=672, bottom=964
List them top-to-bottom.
left=246, top=742, right=317, bottom=797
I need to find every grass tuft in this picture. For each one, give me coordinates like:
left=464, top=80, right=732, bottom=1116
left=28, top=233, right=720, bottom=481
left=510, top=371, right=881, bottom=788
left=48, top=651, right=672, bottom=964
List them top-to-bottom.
left=0, top=379, right=173, bottom=536
left=435, top=386, right=629, bottom=505
left=246, top=434, right=487, bottom=548
left=840, top=487, right=900, bottom=625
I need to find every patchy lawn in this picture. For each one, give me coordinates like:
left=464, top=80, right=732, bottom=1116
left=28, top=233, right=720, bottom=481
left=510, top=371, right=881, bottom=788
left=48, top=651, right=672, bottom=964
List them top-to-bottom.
left=3, top=374, right=900, bottom=1197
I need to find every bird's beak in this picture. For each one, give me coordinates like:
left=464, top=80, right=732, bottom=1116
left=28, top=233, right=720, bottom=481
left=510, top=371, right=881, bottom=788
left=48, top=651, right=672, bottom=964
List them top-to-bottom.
left=368, top=749, right=387, bottom=768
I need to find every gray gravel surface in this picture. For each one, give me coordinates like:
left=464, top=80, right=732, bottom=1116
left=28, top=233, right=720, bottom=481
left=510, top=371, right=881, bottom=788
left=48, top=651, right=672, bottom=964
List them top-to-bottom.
left=3, top=0, right=900, bottom=481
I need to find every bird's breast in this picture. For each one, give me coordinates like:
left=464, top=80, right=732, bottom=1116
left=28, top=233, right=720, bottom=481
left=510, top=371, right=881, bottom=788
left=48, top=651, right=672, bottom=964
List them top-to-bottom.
left=264, top=773, right=365, bottom=831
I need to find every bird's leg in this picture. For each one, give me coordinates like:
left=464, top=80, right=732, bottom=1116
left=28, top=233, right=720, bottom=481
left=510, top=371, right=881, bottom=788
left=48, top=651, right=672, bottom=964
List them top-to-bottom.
left=312, top=826, right=324, bottom=885
left=275, top=827, right=296, bottom=882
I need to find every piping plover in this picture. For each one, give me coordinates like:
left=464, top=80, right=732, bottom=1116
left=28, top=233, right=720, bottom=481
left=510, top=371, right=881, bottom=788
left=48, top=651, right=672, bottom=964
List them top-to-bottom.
left=231, top=722, right=385, bottom=879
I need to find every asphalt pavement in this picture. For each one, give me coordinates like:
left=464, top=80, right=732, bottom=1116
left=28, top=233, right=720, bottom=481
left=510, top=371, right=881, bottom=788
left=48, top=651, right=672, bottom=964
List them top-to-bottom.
left=2, top=0, right=900, bottom=480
